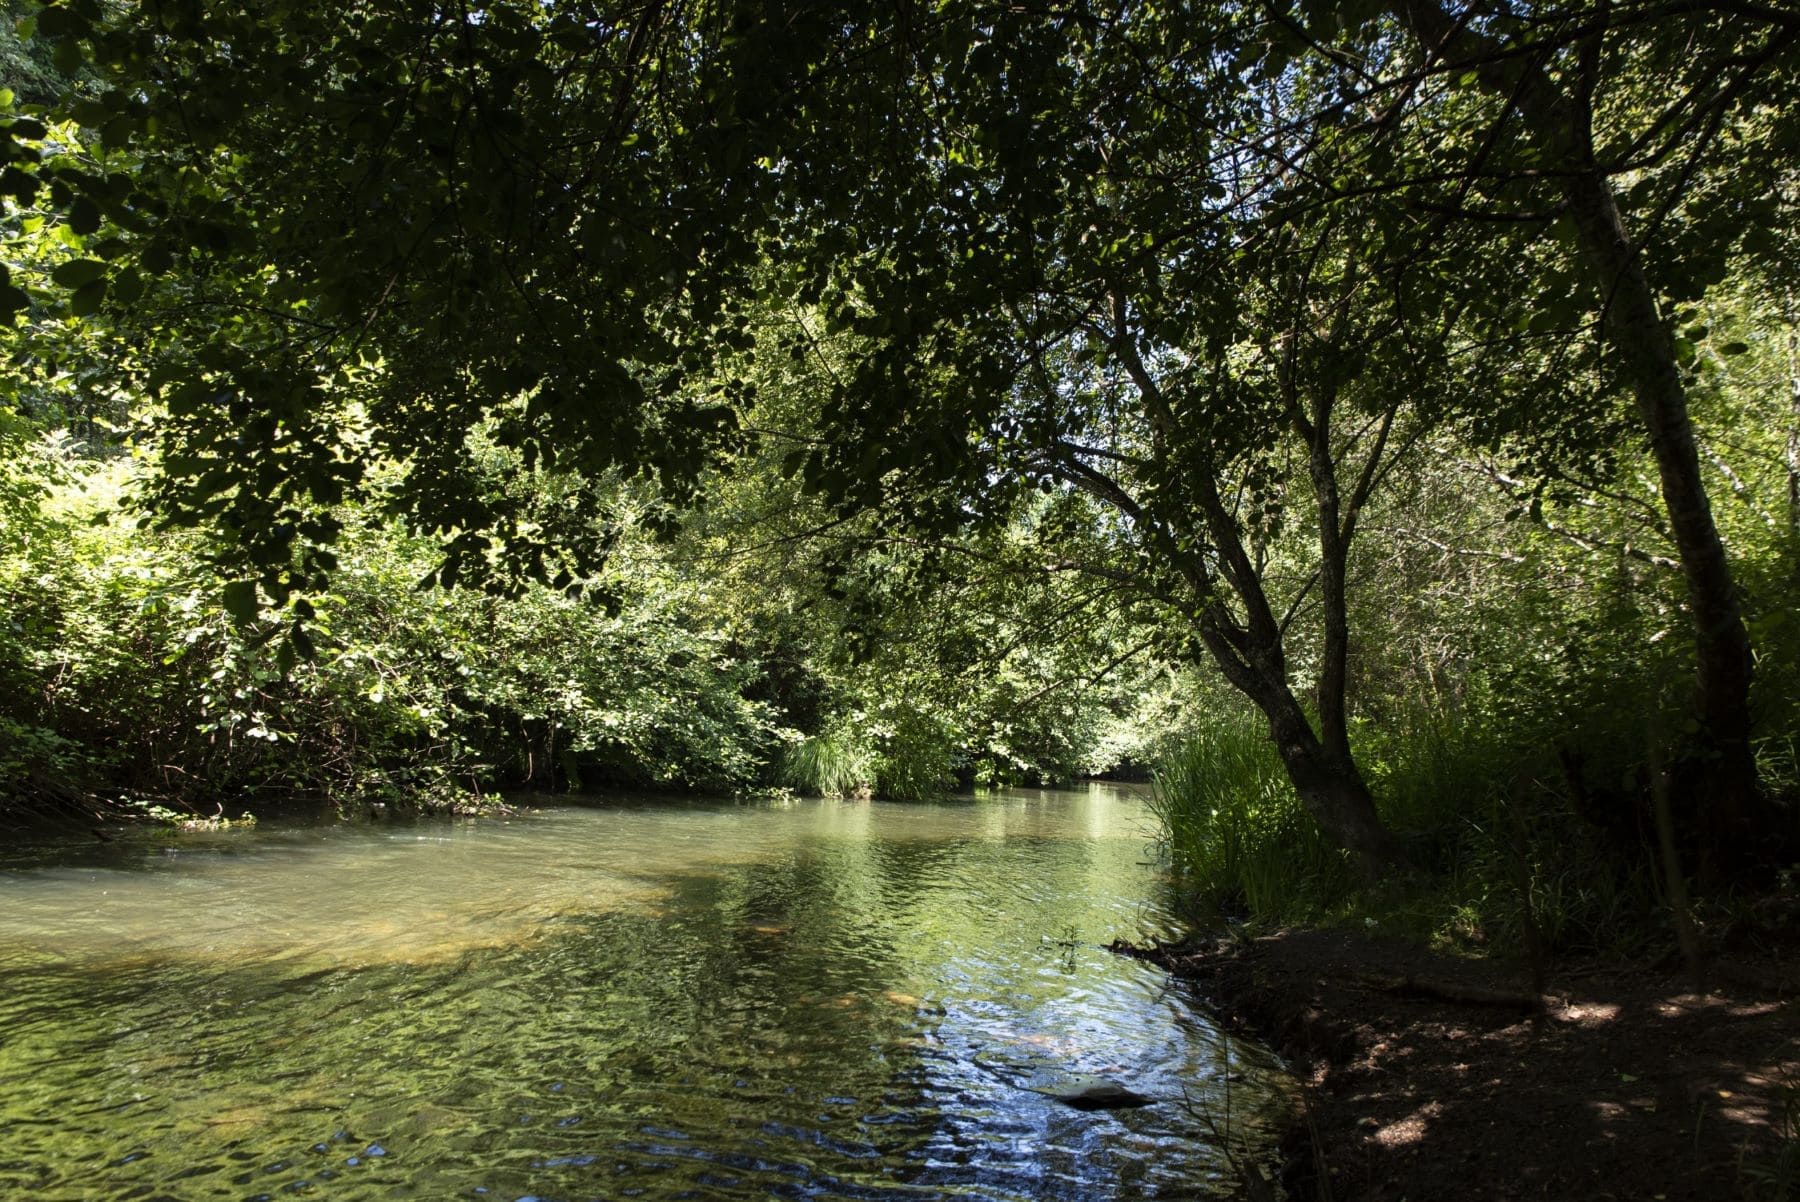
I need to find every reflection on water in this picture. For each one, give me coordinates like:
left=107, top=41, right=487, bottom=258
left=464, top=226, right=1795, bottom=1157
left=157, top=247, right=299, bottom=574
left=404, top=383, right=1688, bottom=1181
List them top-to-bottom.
left=0, top=785, right=1288, bottom=1200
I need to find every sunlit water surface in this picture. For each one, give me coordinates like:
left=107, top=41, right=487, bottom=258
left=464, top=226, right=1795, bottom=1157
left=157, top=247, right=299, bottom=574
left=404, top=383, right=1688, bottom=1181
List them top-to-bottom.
left=0, top=785, right=1288, bottom=1200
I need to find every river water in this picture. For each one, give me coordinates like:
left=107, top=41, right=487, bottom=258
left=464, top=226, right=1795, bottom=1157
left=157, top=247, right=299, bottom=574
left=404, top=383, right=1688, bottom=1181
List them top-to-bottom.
left=0, top=785, right=1288, bottom=1201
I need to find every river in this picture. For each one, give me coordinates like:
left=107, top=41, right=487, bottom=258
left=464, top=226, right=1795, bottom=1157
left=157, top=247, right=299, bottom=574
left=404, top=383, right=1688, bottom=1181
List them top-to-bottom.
left=0, top=784, right=1288, bottom=1200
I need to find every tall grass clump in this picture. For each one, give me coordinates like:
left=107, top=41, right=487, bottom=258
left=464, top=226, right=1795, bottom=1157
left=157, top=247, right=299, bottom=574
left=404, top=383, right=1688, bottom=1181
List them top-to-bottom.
left=1363, top=698, right=1698, bottom=955
left=1149, top=699, right=1684, bottom=954
left=782, top=705, right=956, bottom=801
left=1356, top=705, right=1507, bottom=869
left=1149, top=710, right=1356, bottom=921
left=780, top=722, right=876, bottom=797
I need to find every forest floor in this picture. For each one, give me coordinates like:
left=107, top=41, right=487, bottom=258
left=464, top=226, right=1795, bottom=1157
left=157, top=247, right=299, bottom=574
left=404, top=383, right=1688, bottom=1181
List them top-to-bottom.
left=1131, top=923, right=1800, bottom=1201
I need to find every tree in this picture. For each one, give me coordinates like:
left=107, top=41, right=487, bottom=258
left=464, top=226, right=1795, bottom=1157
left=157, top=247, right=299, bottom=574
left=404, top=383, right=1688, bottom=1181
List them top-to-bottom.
left=1370, top=0, right=1799, bottom=870
left=758, top=6, right=1540, bottom=873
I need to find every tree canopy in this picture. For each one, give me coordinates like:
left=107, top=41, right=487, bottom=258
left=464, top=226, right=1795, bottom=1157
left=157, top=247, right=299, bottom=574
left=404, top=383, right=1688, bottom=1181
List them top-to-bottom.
left=5, top=0, right=1798, bottom=875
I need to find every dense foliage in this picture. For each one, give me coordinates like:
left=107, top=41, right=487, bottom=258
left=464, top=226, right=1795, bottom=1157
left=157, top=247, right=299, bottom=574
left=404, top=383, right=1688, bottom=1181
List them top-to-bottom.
left=0, top=441, right=1165, bottom=815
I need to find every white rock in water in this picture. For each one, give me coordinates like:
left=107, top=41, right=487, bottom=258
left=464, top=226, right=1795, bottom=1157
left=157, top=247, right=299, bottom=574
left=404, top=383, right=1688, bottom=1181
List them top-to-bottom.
left=1031, top=1074, right=1155, bottom=1110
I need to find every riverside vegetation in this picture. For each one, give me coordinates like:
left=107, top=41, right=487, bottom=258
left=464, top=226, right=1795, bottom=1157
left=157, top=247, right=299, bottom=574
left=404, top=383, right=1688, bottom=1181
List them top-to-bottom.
left=3, top=0, right=1800, bottom=1001
left=9, top=5, right=1800, bottom=1196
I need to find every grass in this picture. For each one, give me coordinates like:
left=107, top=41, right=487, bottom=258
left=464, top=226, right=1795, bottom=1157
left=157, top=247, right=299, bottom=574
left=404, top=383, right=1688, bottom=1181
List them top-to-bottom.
left=1149, top=701, right=1682, bottom=958
left=779, top=709, right=955, bottom=801
left=1147, top=711, right=1356, bottom=923
left=779, top=725, right=875, bottom=798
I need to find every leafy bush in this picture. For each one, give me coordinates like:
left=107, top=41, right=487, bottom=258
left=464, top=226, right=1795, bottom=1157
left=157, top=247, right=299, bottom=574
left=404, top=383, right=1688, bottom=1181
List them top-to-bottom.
left=0, top=456, right=786, bottom=815
left=870, top=703, right=956, bottom=802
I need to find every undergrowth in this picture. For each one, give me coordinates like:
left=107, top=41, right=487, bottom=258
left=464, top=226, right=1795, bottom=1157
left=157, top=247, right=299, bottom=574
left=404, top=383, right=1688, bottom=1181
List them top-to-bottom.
left=1148, top=699, right=1743, bottom=959
left=780, top=722, right=876, bottom=797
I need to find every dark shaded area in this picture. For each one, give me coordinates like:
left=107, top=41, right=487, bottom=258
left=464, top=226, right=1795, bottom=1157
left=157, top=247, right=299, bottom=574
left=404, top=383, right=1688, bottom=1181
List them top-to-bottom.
left=1136, top=928, right=1800, bottom=1200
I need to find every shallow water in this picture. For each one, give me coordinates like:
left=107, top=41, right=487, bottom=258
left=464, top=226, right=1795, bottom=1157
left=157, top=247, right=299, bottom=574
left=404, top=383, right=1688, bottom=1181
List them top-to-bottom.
left=0, top=785, right=1288, bottom=1200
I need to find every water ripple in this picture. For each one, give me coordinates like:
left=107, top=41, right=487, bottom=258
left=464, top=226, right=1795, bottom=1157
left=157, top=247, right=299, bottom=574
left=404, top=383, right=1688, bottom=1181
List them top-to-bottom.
left=0, top=787, right=1288, bottom=1200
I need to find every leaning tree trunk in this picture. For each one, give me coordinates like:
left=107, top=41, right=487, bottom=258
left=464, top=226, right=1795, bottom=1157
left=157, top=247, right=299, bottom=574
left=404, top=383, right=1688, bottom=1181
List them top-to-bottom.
left=1399, top=0, right=1773, bottom=875
left=1559, top=171, right=1763, bottom=866
left=1117, top=305, right=1404, bottom=879
left=1187, top=450, right=1404, bottom=881
left=1194, top=600, right=1403, bottom=880
left=1265, top=679, right=1399, bottom=876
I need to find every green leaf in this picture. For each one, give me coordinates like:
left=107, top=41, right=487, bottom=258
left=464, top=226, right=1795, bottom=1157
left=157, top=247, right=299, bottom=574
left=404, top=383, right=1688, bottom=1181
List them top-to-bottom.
left=33, top=7, right=73, bottom=37
left=52, top=38, right=83, bottom=76
left=1, top=166, right=39, bottom=202
left=69, top=195, right=101, bottom=235
left=50, top=258, right=106, bottom=287
left=109, top=268, right=144, bottom=305
left=68, top=278, right=107, bottom=315
left=1719, top=341, right=1749, bottom=356
left=222, top=580, right=260, bottom=623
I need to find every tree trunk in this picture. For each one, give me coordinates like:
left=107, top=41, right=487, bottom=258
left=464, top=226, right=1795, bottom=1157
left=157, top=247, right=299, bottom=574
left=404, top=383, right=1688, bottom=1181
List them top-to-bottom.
left=1559, top=170, right=1764, bottom=867
left=1785, top=291, right=1800, bottom=547
left=1114, top=297, right=1403, bottom=879
left=1308, top=401, right=1356, bottom=763
left=1195, top=603, right=1402, bottom=879
left=1267, top=686, right=1400, bottom=878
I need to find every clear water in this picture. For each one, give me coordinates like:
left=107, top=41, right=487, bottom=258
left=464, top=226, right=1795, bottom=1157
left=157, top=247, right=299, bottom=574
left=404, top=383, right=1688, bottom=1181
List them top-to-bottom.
left=0, top=785, right=1288, bottom=1201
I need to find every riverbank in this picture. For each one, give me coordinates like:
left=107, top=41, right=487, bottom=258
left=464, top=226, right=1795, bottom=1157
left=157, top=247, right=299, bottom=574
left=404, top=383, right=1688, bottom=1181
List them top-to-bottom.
left=1132, top=927, right=1800, bottom=1201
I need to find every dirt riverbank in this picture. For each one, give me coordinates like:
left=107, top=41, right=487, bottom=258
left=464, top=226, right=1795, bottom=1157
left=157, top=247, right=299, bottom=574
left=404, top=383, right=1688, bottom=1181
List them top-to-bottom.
left=1130, top=928, right=1800, bottom=1200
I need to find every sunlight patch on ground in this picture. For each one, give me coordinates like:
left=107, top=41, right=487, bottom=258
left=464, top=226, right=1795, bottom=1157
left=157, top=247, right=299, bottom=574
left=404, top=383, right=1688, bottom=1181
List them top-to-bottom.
left=1652, top=995, right=1782, bottom=1019
left=1558, top=1001, right=1622, bottom=1026
left=1370, top=1101, right=1440, bottom=1148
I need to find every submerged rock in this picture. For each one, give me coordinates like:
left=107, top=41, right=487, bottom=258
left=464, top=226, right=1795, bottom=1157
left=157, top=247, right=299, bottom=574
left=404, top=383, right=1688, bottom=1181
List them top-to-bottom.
left=1030, top=1074, right=1156, bottom=1111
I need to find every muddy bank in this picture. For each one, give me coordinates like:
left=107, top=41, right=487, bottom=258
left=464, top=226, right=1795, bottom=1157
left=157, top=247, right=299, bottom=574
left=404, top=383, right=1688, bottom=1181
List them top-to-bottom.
left=1129, top=929, right=1800, bottom=1200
